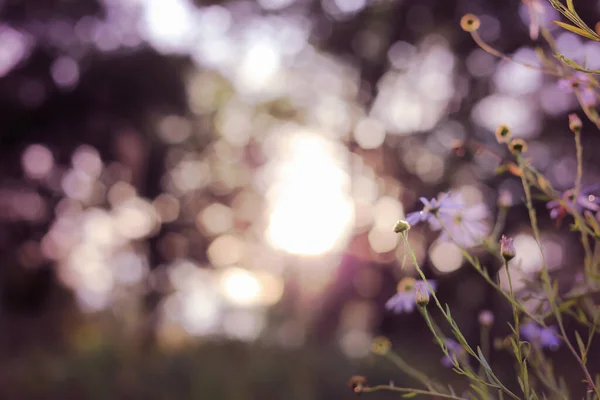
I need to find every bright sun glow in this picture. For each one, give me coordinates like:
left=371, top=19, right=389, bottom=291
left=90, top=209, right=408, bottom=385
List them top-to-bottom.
left=265, top=129, right=354, bottom=256
left=220, top=267, right=262, bottom=306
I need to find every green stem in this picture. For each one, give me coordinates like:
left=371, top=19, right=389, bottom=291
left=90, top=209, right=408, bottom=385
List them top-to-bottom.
left=517, top=155, right=600, bottom=398
left=400, top=233, right=521, bottom=400
left=505, top=259, right=530, bottom=398
left=384, top=351, right=445, bottom=393
left=362, top=385, right=466, bottom=399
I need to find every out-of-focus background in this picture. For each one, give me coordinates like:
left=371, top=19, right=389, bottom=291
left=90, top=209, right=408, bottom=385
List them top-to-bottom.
left=1, top=0, right=600, bottom=398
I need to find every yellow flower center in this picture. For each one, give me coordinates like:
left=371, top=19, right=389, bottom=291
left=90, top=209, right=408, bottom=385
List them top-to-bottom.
left=397, top=277, right=416, bottom=293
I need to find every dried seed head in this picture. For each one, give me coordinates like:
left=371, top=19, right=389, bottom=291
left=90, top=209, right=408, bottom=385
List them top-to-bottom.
left=460, top=14, right=481, bottom=32
left=495, top=124, right=512, bottom=143
left=508, top=138, right=527, bottom=155
left=393, top=219, right=411, bottom=233
left=371, top=336, right=392, bottom=355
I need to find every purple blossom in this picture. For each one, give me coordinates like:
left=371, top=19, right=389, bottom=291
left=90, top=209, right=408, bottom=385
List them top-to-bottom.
left=519, top=0, right=559, bottom=40
left=558, top=72, right=596, bottom=107
left=546, top=188, right=600, bottom=221
left=405, top=191, right=489, bottom=248
left=405, top=192, right=465, bottom=228
left=437, top=197, right=489, bottom=248
left=385, top=278, right=437, bottom=314
left=520, top=322, right=560, bottom=350
left=441, top=338, right=464, bottom=368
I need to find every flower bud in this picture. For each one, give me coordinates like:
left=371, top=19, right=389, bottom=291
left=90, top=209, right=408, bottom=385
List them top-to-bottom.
left=460, top=14, right=480, bottom=32
left=569, top=113, right=582, bottom=133
left=495, top=124, right=512, bottom=143
left=508, top=138, right=527, bottom=155
left=497, top=190, right=512, bottom=208
left=393, top=220, right=411, bottom=234
left=500, top=235, right=516, bottom=262
left=415, top=286, right=430, bottom=307
left=478, top=310, right=494, bottom=328
left=371, top=336, right=391, bottom=355
left=348, top=376, right=367, bottom=394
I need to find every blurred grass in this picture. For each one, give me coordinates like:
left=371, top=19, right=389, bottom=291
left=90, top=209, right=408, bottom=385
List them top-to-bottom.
left=0, top=338, right=407, bottom=400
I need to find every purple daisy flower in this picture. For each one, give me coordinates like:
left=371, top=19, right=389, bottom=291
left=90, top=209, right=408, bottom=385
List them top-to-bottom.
left=558, top=72, right=596, bottom=107
left=546, top=188, right=600, bottom=221
left=405, top=192, right=465, bottom=228
left=436, top=194, right=490, bottom=248
left=385, top=278, right=437, bottom=314
left=520, top=322, right=560, bottom=350
left=441, top=338, right=464, bottom=368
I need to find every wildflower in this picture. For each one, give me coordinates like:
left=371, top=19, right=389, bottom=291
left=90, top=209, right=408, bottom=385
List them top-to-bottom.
left=522, top=0, right=544, bottom=40
left=460, top=14, right=480, bottom=32
left=558, top=72, right=596, bottom=107
left=568, top=113, right=582, bottom=133
left=495, top=124, right=512, bottom=143
left=508, top=138, right=527, bottom=155
left=547, top=187, right=600, bottom=225
left=405, top=192, right=465, bottom=228
left=406, top=192, right=488, bottom=248
left=436, top=193, right=489, bottom=248
left=393, top=219, right=411, bottom=234
left=500, top=235, right=516, bottom=262
left=385, top=277, right=437, bottom=314
left=415, top=285, right=430, bottom=307
left=478, top=310, right=494, bottom=328
left=520, top=322, right=560, bottom=350
left=371, top=336, right=391, bottom=355
left=441, top=338, right=465, bottom=368
left=348, top=376, right=367, bottom=394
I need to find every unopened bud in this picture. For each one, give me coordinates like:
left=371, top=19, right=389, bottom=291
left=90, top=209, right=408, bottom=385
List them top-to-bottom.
left=460, top=14, right=480, bottom=32
left=569, top=113, right=582, bottom=133
left=495, top=124, right=512, bottom=144
left=508, top=138, right=527, bottom=155
left=497, top=190, right=512, bottom=208
left=393, top=220, right=411, bottom=234
left=500, top=235, right=516, bottom=262
left=415, top=285, right=430, bottom=307
left=478, top=310, right=494, bottom=328
left=348, top=376, right=367, bottom=394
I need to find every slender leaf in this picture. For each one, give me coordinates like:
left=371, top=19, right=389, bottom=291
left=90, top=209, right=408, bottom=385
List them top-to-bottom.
left=552, top=21, right=600, bottom=41
left=575, top=330, right=587, bottom=363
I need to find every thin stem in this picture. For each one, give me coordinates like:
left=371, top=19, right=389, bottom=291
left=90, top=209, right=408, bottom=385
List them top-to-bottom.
left=470, top=31, right=560, bottom=76
left=575, top=90, right=600, bottom=129
left=573, top=128, right=583, bottom=202
left=517, top=155, right=600, bottom=398
left=490, top=206, right=509, bottom=243
left=435, top=216, right=548, bottom=329
left=400, top=233, right=521, bottom=400
left=504, top=259, right=530, bottom=398
left=384, top=352, right=445, bottom=393
left=362, top=385, right=467, bottom=399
